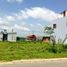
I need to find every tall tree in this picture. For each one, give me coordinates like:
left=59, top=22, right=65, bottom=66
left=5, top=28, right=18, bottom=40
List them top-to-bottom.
left=44, top=26, right=56, bottom=53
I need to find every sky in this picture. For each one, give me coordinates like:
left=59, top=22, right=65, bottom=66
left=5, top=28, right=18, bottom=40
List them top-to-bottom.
left=0, top=0, right=67, bottom=37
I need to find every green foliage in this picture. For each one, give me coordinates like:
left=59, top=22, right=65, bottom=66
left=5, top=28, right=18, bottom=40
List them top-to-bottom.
left=44, top=26, right=54, bottom=35
left=0, top=41, right=67, bottom=61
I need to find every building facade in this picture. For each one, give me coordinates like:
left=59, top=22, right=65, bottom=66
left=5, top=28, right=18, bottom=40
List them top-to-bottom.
left=50, top=16, right=67, bottom=44
left=0, top=31, right=17, bottom=42
left=7, top=32, right=17, bottom=42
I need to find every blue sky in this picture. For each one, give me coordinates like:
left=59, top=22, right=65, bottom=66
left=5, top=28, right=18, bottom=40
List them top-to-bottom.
left=0, top=0, right=66, bottom=36
left=0, top=0, right=67, bottom=15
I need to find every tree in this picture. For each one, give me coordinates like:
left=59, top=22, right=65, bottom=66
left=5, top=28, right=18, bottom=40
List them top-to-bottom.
left=44, top=26, right=56, bottom=53
left=44, top=26, right=54, bottom=35
left=44, top=26, right=54, bottom=43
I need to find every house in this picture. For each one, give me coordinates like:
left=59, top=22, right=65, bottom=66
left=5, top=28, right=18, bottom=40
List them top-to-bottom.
left=49, top=10, right=67, bottom=44
left=0, top=30, right=17, bottom=42
left=7, top=32, right=17, bottom=42
left=27, top=34, right=36, bottom=41
left=42, top=36, right=50, bottom=43
left=16, top=37, right=26, bottom=41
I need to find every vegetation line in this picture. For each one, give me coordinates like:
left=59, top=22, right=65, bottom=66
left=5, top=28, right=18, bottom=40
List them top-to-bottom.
left=0, top=41, right=67, bottom=61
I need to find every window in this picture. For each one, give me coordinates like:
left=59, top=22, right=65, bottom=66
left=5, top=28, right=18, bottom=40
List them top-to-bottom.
left=53, top=24, right=56, bottom=29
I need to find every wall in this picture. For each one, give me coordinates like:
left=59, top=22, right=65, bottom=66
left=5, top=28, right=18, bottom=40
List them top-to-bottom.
left=50, top=17, right=67, bottom=44
left=0, top=33, right=3, bottom=41
left=8, top=33, right=16, bottom=42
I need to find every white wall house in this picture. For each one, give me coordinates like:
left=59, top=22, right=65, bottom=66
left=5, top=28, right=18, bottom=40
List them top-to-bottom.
left=47, top=10, right=67, bottom=44
left=50, top=16, right=67, bottom=44
left=0, top=31, right=17, bottom=42
left=7, top=32, right=17, bottom=42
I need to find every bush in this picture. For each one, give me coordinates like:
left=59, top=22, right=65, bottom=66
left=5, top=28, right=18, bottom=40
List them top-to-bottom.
left=0, top=41, right=67, bottom=61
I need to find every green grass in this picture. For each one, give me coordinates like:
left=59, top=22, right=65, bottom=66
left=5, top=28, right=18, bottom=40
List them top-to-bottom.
left=0, top=41, right=67, bottom=61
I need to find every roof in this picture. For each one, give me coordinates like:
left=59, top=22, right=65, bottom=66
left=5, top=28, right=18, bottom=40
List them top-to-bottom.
left=0, top=32, right=17, bottom=34
left=8, top=32, right=17, bottom=34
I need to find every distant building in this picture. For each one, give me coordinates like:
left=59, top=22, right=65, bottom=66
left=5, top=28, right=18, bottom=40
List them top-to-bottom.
left=0, top=30, right=17, bottom=42
left=7, top=32, right=17, bottom=42
left=27, top=34, right=36, bottom=41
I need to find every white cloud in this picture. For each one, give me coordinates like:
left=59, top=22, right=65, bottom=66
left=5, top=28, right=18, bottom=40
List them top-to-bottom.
left=7, top=0, right=23, bottom=3
left=16, top=0, right=23, bottom=3
left=0, top=7, right=63, bottom=33
left=2, top=7, right=62, bottom=24
left=14, top=7, right=62, bottom=21
left=25, top=7, right=62, bottom=21
left=15, top=10, right=28, bottom=20
left=5, top=16, right=15, bottom=21
left=0, top=18, right=9, bottom=25
left=21, top=22, right=26, bottom=25
left=37, top=23, right=42, bottom=27
left=15, top=24, right=30, bottom=31
left=30, top=24, right=35, bottom=27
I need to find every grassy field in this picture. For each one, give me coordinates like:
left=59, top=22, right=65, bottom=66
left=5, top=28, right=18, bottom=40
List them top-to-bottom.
left=0, top=41, right=67, bottom=61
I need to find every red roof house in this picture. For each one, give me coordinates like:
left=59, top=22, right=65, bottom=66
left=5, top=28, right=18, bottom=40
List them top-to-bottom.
left=27, top=35, right=36, bottom=41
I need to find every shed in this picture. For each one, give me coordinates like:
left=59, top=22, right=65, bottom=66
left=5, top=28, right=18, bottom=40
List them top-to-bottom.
left=0, top=31, right=17, bottom=42
left=7, top=32, right=17, bottom=42
left=42, top=36, right=50, bottom=42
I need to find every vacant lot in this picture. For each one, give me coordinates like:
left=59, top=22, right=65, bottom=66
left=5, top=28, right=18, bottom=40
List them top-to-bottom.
left=0, top=41, right=67, bottom=61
